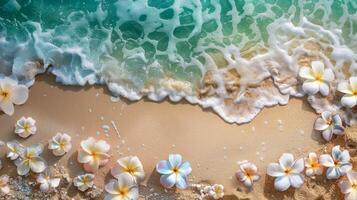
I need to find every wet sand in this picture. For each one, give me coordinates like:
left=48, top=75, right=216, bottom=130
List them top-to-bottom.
left=0, top=74, right=324, bottom=198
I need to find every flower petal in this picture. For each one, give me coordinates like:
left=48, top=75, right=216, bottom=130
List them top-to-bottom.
left=311, top=61, right=324, bottom=75
left=299, top=67, right=314, bottom=80
left=323, top=68, right=334, bottom=82
left=349, top=76, right=357, bottom=91
left=302, top=80, right=319, bottom=95
left=338, top=81, right=353, bottom=94
left=319, top=82, right=330, bottom=96
left=11, top=85, right=28, bottom=105
left=341, top=94, right=357, bottom=108
left=0, top=100, right=14, bottom=115
left=314, top=118, right=329, bottom=131
left=322, top=129, right=333, bottom=141
left=80, top=137, right=96, bottom=153
left=95, top=140, right=110, bottom=153
left=331, top=145, right=342, bottom=161
left=77, top=150, right=92, bottom=163
left=340, top=150, right=351, bottom=163
left=279, top=153, right=294, bottom=170
left=169, top=154, right=182, bottom=168
left=319, top=155, right=334, bottom=167
left=30, top=157, right=46, bottom=173
left=291, top=158, right=304, bottom=173
left=156, top=160, right=172, bottom=175
left=17, top=161, right=30, bottom=176
left=179, top=161, right=192, bottom=176
left=267, top=163, right=284, bottom=177
left=339, top=163, right=352, bottom=175
left=326, top=167, right=340, bottom=179
left=347, top=170, right=357, bottom=183
left=117, top=172, right=135, bottom=188
left=160, top=173, right=176, bottom=189
left=289, top=174, right=304, bottom=188
left=176, top=175, right=188, bottom=189
left=274, top=176, right=290, bottom=191
left=105, top=180, right=119, bottom=194
left=338, top=180, right=352, bottom=194
left=40, top=183, right=50, bottom=192
left=127, top=187, right=139, bottom=200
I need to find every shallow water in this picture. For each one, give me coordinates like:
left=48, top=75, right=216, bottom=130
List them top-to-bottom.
left=1, top=0, right=357, bottom=123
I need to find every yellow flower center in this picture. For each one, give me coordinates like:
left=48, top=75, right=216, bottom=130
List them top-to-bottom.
left=0, top=90, right=10, bottom=100
left=23, top=123, right=31, bottom=132
left=59, top=140, right=66, bottom=149
left=334, top=160, right=340, bottom=167
left=125, top=164, right=137, bottom=174
left=172, top=167, right=179, bottom=174
left=284, top=167, right=292, bottom=175
left=244, top=168, right=255, bottom=180
left=118, top=187, right=129, bottom=196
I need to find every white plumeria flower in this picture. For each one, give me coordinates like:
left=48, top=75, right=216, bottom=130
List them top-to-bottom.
left=299, top=61, right=334, bottom=96
left=338, top=76, right=357, bottom=108
left=0, top=77, right=29, bottom=116
left=314, top=111, right=344, bottom=141
left=14, top=117, right=37, bottom=138
left=48, top=132, right=72, bottom=156
left=77, top=137, right=111, bottom=172
left=6, top=140, right=25, bottom=160
left=15, top=144, right=46, bottom=176
left=319, top=145, right=352, bottom=179
left=304, top=152, right=323, bottom=177
left=267, top=153, right=304, bottom=191
left=111, top=156, right=145, bottom=183
left=236, top=160, right=260, bottom=188
left=36, top=168, right=61, bottom=192
left=339, top=170, right=357, bottom=200
left=73, top=173, right=95, bottom=192
left=104, top=173, right=139, bottom=200
left=0, top=175, right=10, bottom=194
left=208, top=184, right=224, bottom=199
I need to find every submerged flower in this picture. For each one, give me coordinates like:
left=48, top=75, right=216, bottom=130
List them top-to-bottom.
left=299, top=61, right=334, bottom=96
left=338, top=76, right=357, bottom=108
left=0, top=77, right=29, bottom=116
left=314, top=111, right=344, bottom=141
left=14, top=117, right=37, bottom=138
left=48, top=132, right=72, bottom=156
left=77, top=137, right=110, bottom=172
left=6, top=140, right=25, bottom=160
left=15, top=144, right=46, bottom=176
left=319, top=145, right=352, bottom=179
left=304, top=152, right=323, bottom=177
left=267, top=153, right=304, bottom=191
left=156, top=154, right=192, bottom=189
left=111, top=156, right=145, bottom=183
left=236, top=160, right=260, bottom=188
left=36, top=168, right=61, bottom=192
left=339, top=170, right=357, bottom=200
left=73, top=173, right=95, bottom=192
left=104, top=173, right=139, bottom=200
left=0, top=175, right=10, bottom=194
left=208, top=184, right=224, bottom=199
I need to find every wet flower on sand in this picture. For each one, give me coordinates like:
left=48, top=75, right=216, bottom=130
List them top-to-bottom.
left=299, top=61, right=334, bottom=96
left=338, top=76, right=357, bottom=108
left=0, top=77, right=29, bottom=116
left=314, top=111, right=344, bottom=141
left=14, top=117, right=37, bottom=138
left=48, top=132, right=72, bottom=156
left=77, top=137, right=110, bottom=172
left=6, top=140, right=25, bottom=160
left=15, top=144, right=46, bottom=176
left=319, top=145, right=352, bottom=179
left=304, top=152, right=323, bottom=177
left=267, top=153, right=304, bottom=191
left=156, top=154, right=192, bottom=189
left=111, top=156, right=145, bottom=183
left=236, top=160, right=260, bottom=188
left=36, top=168, right=61, bottom=192
left=339, top=170, right=357, bottom=200
left=104, top=172, right=139, bottom=200
left=73, top=173, right=95, bottom=192
left=0, top=175, right=10, bottom=194
left=209, top=184, right=224, bottom=199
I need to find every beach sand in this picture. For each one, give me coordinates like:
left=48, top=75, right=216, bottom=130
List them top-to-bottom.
left=0, top=74, right=349, bottom=199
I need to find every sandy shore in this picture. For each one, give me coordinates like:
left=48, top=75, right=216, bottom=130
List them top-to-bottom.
left=0, top=74, right=337, bottom=199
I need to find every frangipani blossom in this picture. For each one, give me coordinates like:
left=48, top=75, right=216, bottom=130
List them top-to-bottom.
left=299, top=61, right=334, bottom=96
left=338, top=76, right=357, bottom=108
left=0, top=77, right=29, bottom=116
left=314, top=111, right=344, bottom=141
left=14, top=117, right=37, bottom=138
left=48, top=133, right=72, bottom=156
left=77, top=137, right=110, bottom=172
left=6, top=140, right=25, bottom=160
left=15, top=144, right=46, bottom=176
left=319, top=145, right=352, bottom=179
left=304, top=152, right=323, bottom=177
left=267, top=153, right=304, bottom=191
left=156, top=154, right=192, bottom=189
left=111, top=156, right=145, bottom=183
left=236, top=160, right=260, bottom=188
left=36, top=168, right=61, bottom=192
left=339, top=170, right=357, bottom=200
left=73, top=173, right=95, bottom=192
left=104, top=173, right=139, bottom=200
left=0, top=175, right=10, bottom=194
left=208, top=184, right=224, bottom=199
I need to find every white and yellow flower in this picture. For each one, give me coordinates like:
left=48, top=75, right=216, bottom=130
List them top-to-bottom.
left=299, top=61, right=334, bottom=96
left=338, top=76, right=357, bottom=108
left=0, top=77, right=29, bottom=116
left=314, top=111, right=344, bottom=141
left=14, top=117, right=37, bottom=138
left=48, top=132, right=72, bottom=156
left=77, top=137, right=110, bottom=172
left=6, top=140, right=25, bottom=160
left=15, top=144, right=46, bottom=176
left=319, top=145, right=352, bottom=179
left=304, top=152, right=323, bottom=177
left=111, top=156, right=145, bottom=183
left=236, top=160, right=260, bottom=188
left=36, top=168, right=61, bottom=192
left=339, top=170, right=357, bottom=200
left=104, top=172, right=139, bottom=200
left=73, top=173, right=95, bottom=192
left=0, top=175, right=10, bottom=194
left=209, top=184, right=224, bottom=199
